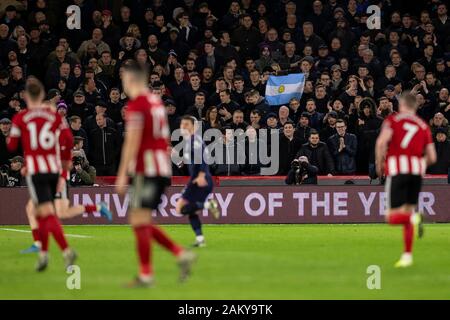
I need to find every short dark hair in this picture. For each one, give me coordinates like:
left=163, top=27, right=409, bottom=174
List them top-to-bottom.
left=219, top=31, right=229, bottom=39
left=122, top=59, right=148, bottom=81
left=189, top=72, right=200, bottom=79
left=25, top=78, right=44, bottom=101
left=151, top=81, right=163, bottom=89
left=399, top=92, right=417, bottom=110
left=69, top=115, right=81, bottom=123
left=181, top=115, right=196, bottom=125
left=284, top=120, right=294, bottom=127
left=310, top=129, right=319, bottom=136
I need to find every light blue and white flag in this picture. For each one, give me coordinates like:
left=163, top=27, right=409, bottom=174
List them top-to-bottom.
left=265, top=73, right=305, bottom=106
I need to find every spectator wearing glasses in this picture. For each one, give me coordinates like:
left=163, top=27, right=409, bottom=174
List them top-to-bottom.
left=327, top=119, right=357, bottom=174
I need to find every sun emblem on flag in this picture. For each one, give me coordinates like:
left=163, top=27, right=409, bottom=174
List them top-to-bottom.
left=278, top=85, right=285, bottom=93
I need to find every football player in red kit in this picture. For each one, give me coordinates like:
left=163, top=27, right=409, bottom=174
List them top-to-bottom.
left=115, top=61, right=196, bottom=287
left=7, top=78, right=77, bottom=271
left=376, top=92, right=437, bottom=268
left=21, top=106, right=112, bottom=254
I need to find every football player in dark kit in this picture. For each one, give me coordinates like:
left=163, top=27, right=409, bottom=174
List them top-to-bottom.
left=176, top=116, right=220, bottom=247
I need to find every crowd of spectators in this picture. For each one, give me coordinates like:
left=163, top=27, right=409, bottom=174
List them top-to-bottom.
left=0, top=0, right=450, bottom=180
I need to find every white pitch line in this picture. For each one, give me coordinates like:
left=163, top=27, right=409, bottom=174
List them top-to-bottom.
left=0, top=228, right=93, bottom=239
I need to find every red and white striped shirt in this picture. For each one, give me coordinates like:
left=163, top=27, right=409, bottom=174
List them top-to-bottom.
left=125, top=91, right=172, bottom=177
left=7, top=108, right=66, bottom=176
left=384, top=113, right=433, bottom=177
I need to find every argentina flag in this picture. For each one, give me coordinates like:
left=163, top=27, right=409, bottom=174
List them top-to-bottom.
left=265, top=73, right=305, bottom=106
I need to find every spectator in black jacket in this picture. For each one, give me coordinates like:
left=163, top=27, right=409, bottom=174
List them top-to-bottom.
left=232, top=14, right=262, bottom=60
left=297, top=21, right=325, bottom=54
left=0, top=24, right=17, bottom=64
left=196, top=41, right=224, bottom=74
left=168, top=66, right=190, bottom=115
left=0, top=70, right=14, bottom=110
left=183, top=73, right=208, bottom=109
left=80, top=76, right=101, bottom=105
left=106, top=88, right=124, bottom=124
left=217, top=89, right=240, bottom=123
left=246, top=89, right=270, bottom=118
left=68, top=91, right=95, bottom=122
left=185, top=91, right=207, bottom=120
left=355, top=98, right=383, bottom=176
left=304, top=99, right=324, bottom=131
left=84, top=100, right=115, bottom=135
left=230, top=110, right=248, bottom=132
left=320, top=111, right=338, bottom=142
left=295, top=112, right=312, bottom=145
left=88, top=113, right=120, bottom=176
left=69, top=116, right=89, bottom=152
left=0, top=117, right=20, bottom=166
left=327, top=119, right=357, bottom=174
left=278, top=121, right=303, bottom=175
left=243, top=126, right=263, bottom=175
left=210, top=127, right=245, bottom=176
left=428, top=128, right=450, bottom=174
left=296, top=130, right=334, bottom=176
left=2, top=155, right=24, bottom=187
left=285, top=156, right=318, bottom=185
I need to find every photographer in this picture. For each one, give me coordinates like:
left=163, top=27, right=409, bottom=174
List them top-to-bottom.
left=70, top=153, right=96, bottom=186
left=0, top=156, right=24, bottom=187
left=285, top=156, right=318, bottom=185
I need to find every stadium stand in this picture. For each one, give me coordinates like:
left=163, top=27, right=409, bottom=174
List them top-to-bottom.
left=0, top=0, right=449, bottom=182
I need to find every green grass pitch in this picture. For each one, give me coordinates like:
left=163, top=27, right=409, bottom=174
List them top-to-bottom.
left=1, top=224, right=449, bottom=299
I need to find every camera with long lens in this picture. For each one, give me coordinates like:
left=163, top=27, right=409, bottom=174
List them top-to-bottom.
left=72, top=156, right=83, bottom=167
left=291, top=158, right=308, bottom=184
left=291, top=159, right=301, bottom=169
left=0, top=164, right=10, bottom=187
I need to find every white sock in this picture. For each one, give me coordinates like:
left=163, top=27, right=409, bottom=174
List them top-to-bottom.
left=410, top=212, right=419, bottom=224
left=196, top=235, right=205, bottom=242
left=34, top=241, right=41, bottom=248
left=402, top=252, right=412, bottom=260
left=139, top=274, right=153, bottom=282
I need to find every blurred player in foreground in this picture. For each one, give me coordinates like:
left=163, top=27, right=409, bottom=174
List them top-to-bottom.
left=115, top=61, right=196, bottom=287
left=7, top=78, right=77, bottom=271
left=376, top=92, right=436, bottom=268
left=21, top=101, right=112, bottom=254
left=177, top=116, right=219, bottom=247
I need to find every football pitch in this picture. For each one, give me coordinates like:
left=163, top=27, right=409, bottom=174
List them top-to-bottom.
left=1, top=224, right=449, bottom=300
